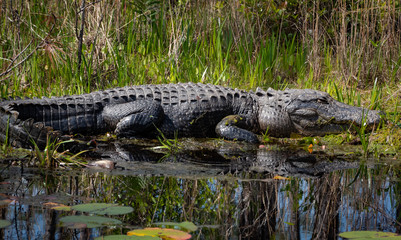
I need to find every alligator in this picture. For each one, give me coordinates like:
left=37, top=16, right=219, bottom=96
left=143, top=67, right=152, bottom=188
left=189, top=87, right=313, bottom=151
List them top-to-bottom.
left=0, top=82, right=382, bottom=149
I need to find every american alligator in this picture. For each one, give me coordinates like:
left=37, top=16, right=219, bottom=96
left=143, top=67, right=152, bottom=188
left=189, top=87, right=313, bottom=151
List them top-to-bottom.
left=0, top=82, right=382, bottom=149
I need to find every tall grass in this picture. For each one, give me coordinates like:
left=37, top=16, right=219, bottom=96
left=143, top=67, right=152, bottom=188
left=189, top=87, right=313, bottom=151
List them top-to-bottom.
left=0, top=0, right=399, bottom=113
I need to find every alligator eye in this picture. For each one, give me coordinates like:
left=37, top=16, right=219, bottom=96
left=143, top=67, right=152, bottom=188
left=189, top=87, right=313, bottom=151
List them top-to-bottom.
left=317, top=98, right=329, bottom=104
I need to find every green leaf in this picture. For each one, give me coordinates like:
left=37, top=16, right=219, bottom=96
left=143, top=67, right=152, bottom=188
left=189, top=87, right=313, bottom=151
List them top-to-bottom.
left=71, top=203, right=133, bottom=215
left=59, top=215, right=122, bottom=229
left=0, top=219, right=11, bottom=228
left=154, top=221, right=197, bottom=232
left=127, top=227, right=191, bottom=240
left=339, top=231, right=401, bottom=239
left=94, top=235, right=161, bottom=240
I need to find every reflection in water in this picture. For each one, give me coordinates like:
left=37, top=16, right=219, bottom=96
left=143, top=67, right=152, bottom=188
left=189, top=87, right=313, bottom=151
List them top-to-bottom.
left=0, top=144, right=400, bottom=239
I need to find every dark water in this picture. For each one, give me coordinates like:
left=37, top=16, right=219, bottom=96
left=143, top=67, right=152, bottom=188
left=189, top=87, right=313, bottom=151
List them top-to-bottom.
left=0, top=141, right=400, bottom=239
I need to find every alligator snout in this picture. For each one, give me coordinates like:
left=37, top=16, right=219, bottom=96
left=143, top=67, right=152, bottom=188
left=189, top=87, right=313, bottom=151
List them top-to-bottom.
left=333, top=101, right=383, bottom=129
left=362, top=109, right=383, bottom=128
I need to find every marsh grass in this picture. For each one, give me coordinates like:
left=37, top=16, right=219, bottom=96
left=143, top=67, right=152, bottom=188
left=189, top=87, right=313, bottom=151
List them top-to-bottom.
left=0, top=0, right=400, bottom=157
left=0, top=0, right=322, bottom=94
left=352, top=112, right=371, bottom=157
left=1, top=116, right=11, bottom=155
left=154, top=129, right=182, bottom=159
left=31, top=136, right=87, bottom=168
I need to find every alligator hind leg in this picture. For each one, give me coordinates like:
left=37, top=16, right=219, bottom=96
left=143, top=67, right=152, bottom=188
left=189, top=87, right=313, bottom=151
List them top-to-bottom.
left=102, top=100, right=164, bottom=137
left=215, top=115, right=260, bottom=143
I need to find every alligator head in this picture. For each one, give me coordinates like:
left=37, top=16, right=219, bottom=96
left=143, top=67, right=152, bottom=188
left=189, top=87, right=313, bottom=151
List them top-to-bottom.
left=257, top=88, right=382, bottom=137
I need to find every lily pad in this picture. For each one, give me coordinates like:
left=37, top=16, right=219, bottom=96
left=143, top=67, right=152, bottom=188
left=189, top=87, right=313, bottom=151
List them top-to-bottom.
left=273, top=175, right=290, bottom=180
left=0, top=199, right=12, bottom=206
left=43, top=202, right=72, bottom=211
left=71, top=203, right=133, bottom=215
left=53, top=205, right=72, bottom=211
left=59, top=215, right=122, bottom=229
left=0, top=219, right=11, bottom=228
left=154, top=221, right=197, bottom=232
left=127, top=227, right=191, bottom=240
left=339, top=231, right=401, bottom=239
left=94, top=235, right=160, bottom=240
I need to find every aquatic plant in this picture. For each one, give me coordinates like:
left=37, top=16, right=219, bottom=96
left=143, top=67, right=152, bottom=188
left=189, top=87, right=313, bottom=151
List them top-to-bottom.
left=154, top=129, right=182, bottom=158
left=31, top=136, right=87, bottom=168
left=339, top=231, right=401, bottom=239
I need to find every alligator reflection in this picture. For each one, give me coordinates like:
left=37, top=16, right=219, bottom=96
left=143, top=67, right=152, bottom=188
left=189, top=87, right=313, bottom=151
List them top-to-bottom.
left=102, top=144, right=360, bottom=178
left=1, top=146, right=400, bottom=239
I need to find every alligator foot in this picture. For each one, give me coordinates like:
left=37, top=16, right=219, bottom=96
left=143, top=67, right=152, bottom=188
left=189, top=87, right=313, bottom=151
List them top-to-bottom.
left=215, top=115, right=259, bottom=143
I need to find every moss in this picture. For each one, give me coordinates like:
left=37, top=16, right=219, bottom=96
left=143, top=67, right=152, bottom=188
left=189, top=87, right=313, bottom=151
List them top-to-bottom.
left=367, top=127, right=401, bottom=157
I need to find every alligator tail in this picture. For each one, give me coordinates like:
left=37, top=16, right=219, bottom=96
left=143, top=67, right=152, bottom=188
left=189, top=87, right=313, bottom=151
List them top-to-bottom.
left=0, top=110, right=59, bottom=149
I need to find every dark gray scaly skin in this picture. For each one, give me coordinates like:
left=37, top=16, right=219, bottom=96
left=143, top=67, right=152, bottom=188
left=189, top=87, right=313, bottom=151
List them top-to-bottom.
left=0, top=82, right=382, bottom=149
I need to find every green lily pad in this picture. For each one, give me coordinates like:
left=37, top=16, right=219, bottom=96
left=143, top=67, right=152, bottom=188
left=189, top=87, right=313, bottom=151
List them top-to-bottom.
left=43, top=202, right=72, bottom=211
left=71, top=203, right=133, bottom=215
left=53, top=205, right=72, bottom=211
left=59, top=215, right=122, bottom=229
left=0, top=219, right=11, bottom=228
left=154, top=221, right=197, bottom=232
left=127, top=227, right=191, bottom=240
left=339, top=231, right=401, bottom=239
left=94, top=235, right=160, bottom=240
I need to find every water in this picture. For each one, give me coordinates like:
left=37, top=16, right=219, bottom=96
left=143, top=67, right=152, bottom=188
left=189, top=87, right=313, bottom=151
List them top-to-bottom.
left=0, top=141, right=400, bottom=239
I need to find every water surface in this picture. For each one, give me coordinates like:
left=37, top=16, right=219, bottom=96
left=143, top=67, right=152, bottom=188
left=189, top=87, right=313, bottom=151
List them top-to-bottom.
left=0, top=140, right=400, bottom=239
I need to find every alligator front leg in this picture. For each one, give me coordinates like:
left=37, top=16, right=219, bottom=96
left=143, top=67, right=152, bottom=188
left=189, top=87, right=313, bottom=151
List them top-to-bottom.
left=102, top=100, right=164, bottom=137
left=215, top=115, right=259, bottom=143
